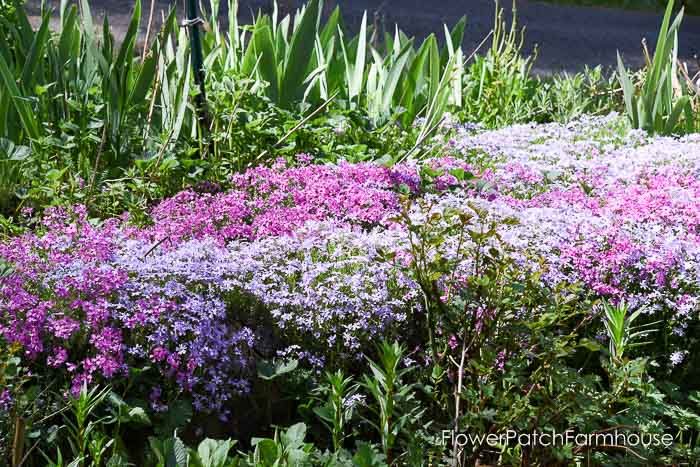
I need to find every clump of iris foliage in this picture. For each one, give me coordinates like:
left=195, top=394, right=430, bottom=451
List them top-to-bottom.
left=1, top=0, right=700, bottom=465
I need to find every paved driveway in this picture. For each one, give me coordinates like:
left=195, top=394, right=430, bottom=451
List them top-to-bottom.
left=26, top=0, right=700, bottom=74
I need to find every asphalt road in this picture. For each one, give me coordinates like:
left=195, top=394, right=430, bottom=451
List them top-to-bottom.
left=25, top=0, right=700, bottom=74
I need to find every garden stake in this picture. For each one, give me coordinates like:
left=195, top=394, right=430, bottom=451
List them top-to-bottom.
left=141, top=0, right=157, bottom=63
left=11, top=414, right=24, bottom=467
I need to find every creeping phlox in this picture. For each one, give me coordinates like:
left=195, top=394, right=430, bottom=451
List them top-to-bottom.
left=454, top=114, right=700, bottom=341
left=2, top=115, right=699, bottom=416
left=0, top=157, right=425, bottom=415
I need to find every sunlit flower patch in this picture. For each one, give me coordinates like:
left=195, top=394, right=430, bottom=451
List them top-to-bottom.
left=2, top=114, right=699, bottom=415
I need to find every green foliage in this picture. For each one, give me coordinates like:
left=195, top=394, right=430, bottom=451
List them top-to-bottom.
left=0, top=0, right=21, bottom=19
left=0, top=0, right=454, bottom=218
left=0, top=0, right=187, bottom=217
left=211, top=0, right=463, bottom=131
left=239, top=0, right=322, bottom=108
left=617, top=0, right=696, bottom=134
left=455, top=2, right=622, bottom=128
left=459, top=2, right=537, bottom=127
left=532, top=66, right=622, bottom=123
left=0, top=138, right=29, bottom=212
left=396, top=192, right=700, bottom=465
left=602, top=300, right=657, bottom=362
left=361, top=342, right=424, bottom=464
left=257, top=357, right=299, bottom=381
left=311, top=370, right=359, bottom=453
left=61, top=386, right=114, bottom=465
left=244, top=422, right=314, bottom=466
left=148, top=431, right=189, bottom=467
left=148, top=434, right=236, bottom=467
left=191, top=438, right=237, bottom=467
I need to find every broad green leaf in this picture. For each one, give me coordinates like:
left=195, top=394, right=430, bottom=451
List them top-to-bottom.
left=279, top=0, right=320, bottom=107
left=58, top=5, right=79, bottom=67
left=320, top=5, right=342, bottom=46
left=20, top=11, right=51, bottom=90
left=341, top=11, right=367, bottom=102
left=440, top=16, right=466, bottom=66
left=242, top=19, right=279, bottom=101
left=399, top=39, right=430, bottom=126
left=381, top=40, right=413, bottom=113
left=0, top=52, right=40, bottom=139
left=130, top=52, right=157, bottom=107
left=616, top=52, right=638, bottom=128
left=664, top=96, right=690, bottom=134
left=257, top=358, right=298, bottom=380
left=282, top=422, right=307, bottom=449
left=166, top=435, right=188, bottom=467
left=196, top=438, right=235, bottom=467
left=253, top=439, right=279, bottom=463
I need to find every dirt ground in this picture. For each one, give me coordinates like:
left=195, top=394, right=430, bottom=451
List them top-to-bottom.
left=25, top=0, right=700, bottom=75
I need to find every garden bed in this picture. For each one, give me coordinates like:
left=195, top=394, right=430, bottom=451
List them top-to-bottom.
left=2, top=0, right=700, bottom=463
left=3, top=114, right=700, bottom=463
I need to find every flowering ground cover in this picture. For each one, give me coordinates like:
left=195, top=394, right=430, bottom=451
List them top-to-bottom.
left=2, top=114, right=700, bottom=464
left=452, top=114, right=700, bottom=357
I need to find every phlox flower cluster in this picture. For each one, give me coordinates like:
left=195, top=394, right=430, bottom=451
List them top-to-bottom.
left=134, top=157, right=415, bottom=247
